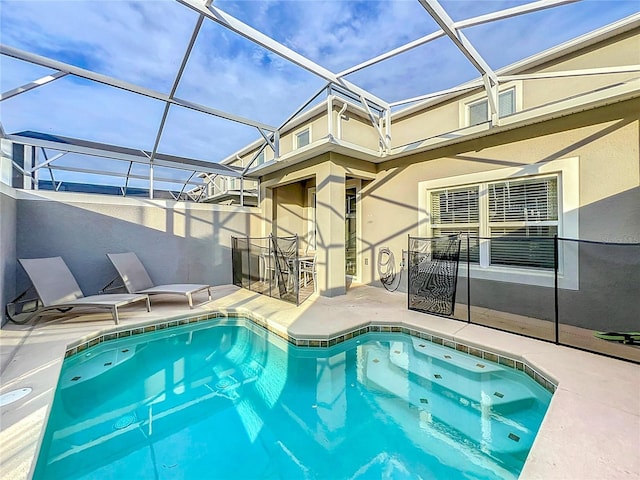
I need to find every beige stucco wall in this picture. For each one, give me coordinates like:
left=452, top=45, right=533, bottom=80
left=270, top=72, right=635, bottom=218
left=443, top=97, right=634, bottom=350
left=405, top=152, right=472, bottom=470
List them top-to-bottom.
left=389, top=28, right=640, bottom=151
left=523, top=29, right=640, bottom=111
left=535, top=29, right=640, bottom=73
left=360, top=98, right=640, bottom=285
left=391, top=98, right=462, bottom=149
left=336, top=106, right=381, bottom=150
left=274, top=182, right=305, bottom=239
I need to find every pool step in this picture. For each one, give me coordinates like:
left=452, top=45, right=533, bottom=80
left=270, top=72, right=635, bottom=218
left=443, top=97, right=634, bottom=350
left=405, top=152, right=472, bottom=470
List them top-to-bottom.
left=363, top=345, right=542, bottom=455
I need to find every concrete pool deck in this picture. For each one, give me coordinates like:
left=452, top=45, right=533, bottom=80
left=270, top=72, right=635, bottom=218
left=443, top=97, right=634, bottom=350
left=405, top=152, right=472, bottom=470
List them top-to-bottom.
left=1, top=284, right=638, bottom=479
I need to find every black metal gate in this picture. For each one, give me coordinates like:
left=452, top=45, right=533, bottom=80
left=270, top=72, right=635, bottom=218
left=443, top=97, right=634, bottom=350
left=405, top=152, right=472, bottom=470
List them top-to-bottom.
left=231, top=234, right=313, bottom=305
left=408, top=235, right=461, bottom=316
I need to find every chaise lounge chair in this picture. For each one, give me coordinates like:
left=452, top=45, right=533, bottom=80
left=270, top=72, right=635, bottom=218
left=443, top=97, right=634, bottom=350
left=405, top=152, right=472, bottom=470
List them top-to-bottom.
left=106, top=252, right=212, bottom=309
left=8, top=256, right=150, bottom=324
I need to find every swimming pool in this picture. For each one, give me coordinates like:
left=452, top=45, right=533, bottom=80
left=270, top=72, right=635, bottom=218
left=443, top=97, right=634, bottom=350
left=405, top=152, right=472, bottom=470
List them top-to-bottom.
left=33, top=318, right=552, bottom=479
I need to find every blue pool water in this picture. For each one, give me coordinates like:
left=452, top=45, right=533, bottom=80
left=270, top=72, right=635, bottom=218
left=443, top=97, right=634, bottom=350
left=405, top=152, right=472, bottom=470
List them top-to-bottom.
left=34, top=319, right=552, bottom=479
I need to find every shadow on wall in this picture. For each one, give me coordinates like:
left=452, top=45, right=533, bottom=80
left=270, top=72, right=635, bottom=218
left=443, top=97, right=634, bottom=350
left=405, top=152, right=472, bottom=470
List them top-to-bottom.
left=363, top=187, right=640, bottom=333
left=12, top=196, right=258, bottom=299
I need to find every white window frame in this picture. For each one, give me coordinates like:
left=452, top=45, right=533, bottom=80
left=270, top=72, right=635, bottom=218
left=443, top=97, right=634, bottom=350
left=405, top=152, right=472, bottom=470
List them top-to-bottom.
left=459, top=81, right=523, bottom=128
left=293, top=126, right=311, bottom=150
left=418, top=157, right=579, bottom=289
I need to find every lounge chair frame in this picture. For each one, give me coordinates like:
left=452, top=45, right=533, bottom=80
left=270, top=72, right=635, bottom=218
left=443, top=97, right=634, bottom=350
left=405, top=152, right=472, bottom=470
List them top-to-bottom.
left=106, top=252, right=212, bottom=308
left=7, top=257, right=150, bottom=324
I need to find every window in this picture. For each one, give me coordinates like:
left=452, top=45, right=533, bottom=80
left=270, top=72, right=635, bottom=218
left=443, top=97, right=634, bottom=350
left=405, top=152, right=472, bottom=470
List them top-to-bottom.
left=467, top=88, right=516, bottom=126
left=468, top=101, right=489, bottom=127
left=295, top=128, right=310, bottom=149
left=255, top=150, right=265, bottom=166
left=419, top=157, right=578, bottom=288
left=428, top=175, right=558, bottom=269
left=487, top=176, right=558, bottom=268
left=227, top=177, right=239, bottom=190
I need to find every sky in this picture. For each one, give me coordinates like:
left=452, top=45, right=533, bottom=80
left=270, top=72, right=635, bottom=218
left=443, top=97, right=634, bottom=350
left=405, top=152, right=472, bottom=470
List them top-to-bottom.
left=0, top=0, right=639, bottom=190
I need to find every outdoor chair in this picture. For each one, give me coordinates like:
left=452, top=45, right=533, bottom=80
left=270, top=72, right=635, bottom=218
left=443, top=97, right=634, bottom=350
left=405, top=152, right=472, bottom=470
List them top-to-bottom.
left=106, top=252, right=212, bottom=308
left=299, top=253, right=317, bottom=291
left=6, top=256, right=150, bottom=325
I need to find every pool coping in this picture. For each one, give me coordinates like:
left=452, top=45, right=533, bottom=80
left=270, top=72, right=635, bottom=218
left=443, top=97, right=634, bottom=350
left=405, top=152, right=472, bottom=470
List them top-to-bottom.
left=2, top=284, right=638, bottom=480
left=64, top=308, right=558, bottom=394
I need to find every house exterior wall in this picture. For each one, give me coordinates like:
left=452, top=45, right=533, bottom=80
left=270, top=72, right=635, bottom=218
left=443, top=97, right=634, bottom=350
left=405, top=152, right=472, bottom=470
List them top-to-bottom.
left=392, top=98, right=462, bottom=148
left=359, top=99, right=640, bottom=329
left=369, top=102, right=639, bottom=247
left=335, top=106, right=381, bottom=150
left=265, top=113, right=329, bottom=160
left=274, top=182, right=305, bottom=239
left=11, top=190, right=258, bottom=301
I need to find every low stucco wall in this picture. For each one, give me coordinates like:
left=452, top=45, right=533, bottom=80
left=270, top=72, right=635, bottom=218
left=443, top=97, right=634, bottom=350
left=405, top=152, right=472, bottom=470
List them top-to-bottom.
left=0, top=186, right=17, bottom=326
left=5, top=189, right=259, bottom=320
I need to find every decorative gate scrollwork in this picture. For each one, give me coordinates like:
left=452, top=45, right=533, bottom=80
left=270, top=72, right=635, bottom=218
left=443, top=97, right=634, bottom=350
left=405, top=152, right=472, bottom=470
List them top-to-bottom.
left=408, top=235, right=461, bottom=316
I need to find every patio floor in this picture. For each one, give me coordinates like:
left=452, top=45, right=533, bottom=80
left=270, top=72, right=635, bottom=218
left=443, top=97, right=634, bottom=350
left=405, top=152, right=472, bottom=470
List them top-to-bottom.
left=1, top=283, right=638, bottom=479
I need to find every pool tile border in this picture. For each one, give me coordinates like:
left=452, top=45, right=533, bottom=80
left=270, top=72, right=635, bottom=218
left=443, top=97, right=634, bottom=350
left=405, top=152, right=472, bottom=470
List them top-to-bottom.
left=64, top=310, right=557, bottom=393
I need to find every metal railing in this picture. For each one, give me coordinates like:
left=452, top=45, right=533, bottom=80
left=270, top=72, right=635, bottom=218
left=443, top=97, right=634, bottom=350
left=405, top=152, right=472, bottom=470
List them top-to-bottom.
left=231, top=234, right=315, bottom=306
left=409, top=235, right=640, bottom=364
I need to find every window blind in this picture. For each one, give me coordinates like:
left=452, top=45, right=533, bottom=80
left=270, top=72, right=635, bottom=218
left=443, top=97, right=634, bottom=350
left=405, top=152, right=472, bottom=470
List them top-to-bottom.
left=498, top=89, right=515, bottom=118
left=469, top=101, right=488, bottom=126
left=428, top=174, right=559, bottom=270
left=489, top=176, right=558, bottom=223
left=430, top=186, right=479, bottom=224
left=490, top=226, right=557, bottom=268
left=433, top=228, right=480, bottom=263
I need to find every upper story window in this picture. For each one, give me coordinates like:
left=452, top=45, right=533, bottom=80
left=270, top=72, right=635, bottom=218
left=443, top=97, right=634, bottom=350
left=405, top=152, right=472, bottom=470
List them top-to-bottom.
left=466, top=88, right=517, bottom=126
left=295, top=128, right=310, bottom=149
left=255, top=150, right=265, bottom=166
left=227, top=177, right=239, bottom=190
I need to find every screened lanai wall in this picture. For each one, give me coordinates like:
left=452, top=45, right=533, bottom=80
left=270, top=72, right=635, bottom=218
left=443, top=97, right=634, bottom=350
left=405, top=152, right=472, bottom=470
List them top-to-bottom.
left=3, top=0, right=639, bottom=202
left=2, top=1, right=639, bottom=317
